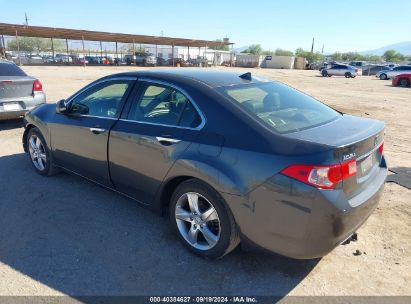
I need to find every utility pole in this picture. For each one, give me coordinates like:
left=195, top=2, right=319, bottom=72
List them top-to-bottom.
left=24, top=13, right=29, bottom=26
left=311, top=38, right=315, bottom=53
left=321, top=44, right=324, bottom=54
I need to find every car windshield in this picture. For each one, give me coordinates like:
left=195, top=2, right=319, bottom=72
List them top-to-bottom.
left=0, top=62, right=27, bottom=76
left=218, top=82, right=340, bottom=134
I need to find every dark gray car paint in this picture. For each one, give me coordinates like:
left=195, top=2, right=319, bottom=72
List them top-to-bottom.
left=22, top=70, right=387, bottom=259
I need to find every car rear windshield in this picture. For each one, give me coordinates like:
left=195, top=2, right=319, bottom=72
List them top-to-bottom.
left=0, top=62, right=27, bottom=76
left=218, top=82, right=340, bottom=134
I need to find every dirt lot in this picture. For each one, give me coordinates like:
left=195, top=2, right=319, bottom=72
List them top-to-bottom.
left=0, top=66, right=410, bottom=297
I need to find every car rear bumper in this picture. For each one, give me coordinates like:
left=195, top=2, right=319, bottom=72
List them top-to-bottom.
left=0, top=92, right=46, bottom=120
left=224, top=158, right=387, bottom=259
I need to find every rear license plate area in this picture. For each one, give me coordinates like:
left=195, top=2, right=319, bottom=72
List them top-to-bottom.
left=3, top=102, right=21, bottom=111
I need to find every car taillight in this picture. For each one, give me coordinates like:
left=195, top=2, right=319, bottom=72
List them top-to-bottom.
left=33, top=80, right=43, bottom=92
left=378, top=142, right=384, bottom=154
left=281, top=160, right=357, bottom=190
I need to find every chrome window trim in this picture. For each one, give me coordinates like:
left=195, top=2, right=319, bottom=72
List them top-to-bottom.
left=63, top=77, right=137, bottom=120
left=121, top=77, right=206, bottom=131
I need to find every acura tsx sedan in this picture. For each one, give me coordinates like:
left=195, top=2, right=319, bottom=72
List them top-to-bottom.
left=23, top=70, right=387, bottom=259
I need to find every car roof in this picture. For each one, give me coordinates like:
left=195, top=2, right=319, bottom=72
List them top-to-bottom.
left=111, top=69, right=269, bottom=88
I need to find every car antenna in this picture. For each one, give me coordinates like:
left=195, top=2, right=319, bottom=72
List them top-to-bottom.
left=239, top=72, right=252, bottom=80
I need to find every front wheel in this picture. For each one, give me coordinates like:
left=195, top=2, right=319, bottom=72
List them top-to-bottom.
left=321, top=70, right=328, bottom=77
left=345, top=72, right=352, bottom=78
left=379, top=73, right=387, bottom=80
left=398, top=78, right=410, bottom=87
left=26, top=127, right=59, bottom=176
left=169, top=179, right=240, bottom=259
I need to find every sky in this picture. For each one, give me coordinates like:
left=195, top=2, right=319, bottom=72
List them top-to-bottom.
left=1, top=0, right=411, bottom=53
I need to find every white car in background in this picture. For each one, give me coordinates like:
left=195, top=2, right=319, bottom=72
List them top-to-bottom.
left=321, top=64, right=359, bottom=78
left=377, top=66, right=411, bottom=80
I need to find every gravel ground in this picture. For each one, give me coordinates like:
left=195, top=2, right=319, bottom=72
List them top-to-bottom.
left=0, top=66, right=410, bottom=297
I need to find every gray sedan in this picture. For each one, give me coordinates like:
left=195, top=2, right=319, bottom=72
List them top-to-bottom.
left=0, top=59, right=46, bottom=120
left=321, top=64, right=358, bottom=78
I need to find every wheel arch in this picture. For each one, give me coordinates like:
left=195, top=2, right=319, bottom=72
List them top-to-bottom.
left=22, top=124, right=38, bottom=152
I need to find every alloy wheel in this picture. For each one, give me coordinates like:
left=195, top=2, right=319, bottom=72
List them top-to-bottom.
left=28, top=134, right=47, bottom=171
left=175, top=192, right=221, bottom=250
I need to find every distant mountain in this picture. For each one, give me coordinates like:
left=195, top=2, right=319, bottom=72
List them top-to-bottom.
left=360, top=41, right=411, bottom=56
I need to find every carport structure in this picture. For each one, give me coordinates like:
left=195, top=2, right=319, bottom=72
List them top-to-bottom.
left=0, top=22, right=233, bottom=66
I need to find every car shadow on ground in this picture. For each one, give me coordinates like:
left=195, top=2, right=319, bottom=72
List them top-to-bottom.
left=0, top=119, right=24, bottom=131
left=0, top=153, right=320, bottom=297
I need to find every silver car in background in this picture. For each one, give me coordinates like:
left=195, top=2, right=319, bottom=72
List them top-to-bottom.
left=0, top=59, right=46, bottom=120
left=321, top=64, right=359, bottom=78
left=376, top=65, right=411, bottom=80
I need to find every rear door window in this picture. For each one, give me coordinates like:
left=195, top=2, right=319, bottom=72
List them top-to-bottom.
left=0, top=62, right=27, bottom=76
left=128, top=82, right=202, bottom=128
left=219, top=82, right=340, bottom=134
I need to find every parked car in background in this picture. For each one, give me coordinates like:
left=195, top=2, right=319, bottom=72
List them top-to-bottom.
left=125, top=52, right=157, bottom=66
left=55, top=54, right=72, bottom=63
left=43, top=56, right=56, bottom=64
left=85, top=56, right=101, bottom=65
left=156, top=57, right=169, bottom=66
left=169, top=58, right=192, bottom=67
left=0, top=59, right=46, bottom=120
left=321, top=64, right=358, bottom=78
left=362, top=65, right=390, bottom=76
left=376, top=66, right=411, bottom=80
left=22, top=70, right=387, bottom=259
left=392, top=74, right=411, bottom=87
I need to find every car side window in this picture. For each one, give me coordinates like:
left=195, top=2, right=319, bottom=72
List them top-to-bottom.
left=69, top=80, right=132, bottom=118
left=128, top=82, right=202, bottom=128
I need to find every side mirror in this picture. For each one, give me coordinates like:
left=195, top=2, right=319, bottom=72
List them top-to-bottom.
left=56, top=99, right=67, bottom=114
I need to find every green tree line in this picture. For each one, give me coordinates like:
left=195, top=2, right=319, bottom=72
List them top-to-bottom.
left=7, top=37, right=64, bottom=54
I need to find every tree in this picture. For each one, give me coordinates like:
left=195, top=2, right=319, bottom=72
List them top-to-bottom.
left=7, top=37, right=64, bottom=54
left=214, top=39, right=229, bottom=51
left=241, top=44, right=262, bottom=55
left=274, top=48, right=293, bottom=56
left=295, top=48, right=323, bottom=62
left=383, top=49, right=405, bottom=62
left=330, top=52, right=342, bottom=61
left=340, top=52, right=366, bottom=61
left=365, top=54, right=382, bottom=62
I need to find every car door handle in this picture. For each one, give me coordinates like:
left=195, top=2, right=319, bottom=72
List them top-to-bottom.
left=89, top=127, right=106, bottom=134
left=156, top=136, right=181, bottom=145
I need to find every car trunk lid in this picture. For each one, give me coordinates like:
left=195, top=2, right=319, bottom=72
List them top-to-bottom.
left=0, top=76, right=36, bottom=99
left=284, top=114, right=385, bottom=199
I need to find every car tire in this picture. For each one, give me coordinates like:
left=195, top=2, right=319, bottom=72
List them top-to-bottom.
left=126, top=59, right=131, bottom=66
left=321, top=70, right=328, bottom=77
left=345, top=72, right=352, bottom=78
left=379, top=73, right=387, bottom=80
left=398, top=78, right=410, bottom=87
left=26, top=127, right=59, bottom=176
left=169, top=179, right=240, bottom=259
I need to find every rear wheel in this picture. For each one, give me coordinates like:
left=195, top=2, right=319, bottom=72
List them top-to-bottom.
left=321, top=70, right=328, bottom=77
left=379, top=73, right=387, bottom=80
left=399, top=78, right=410, bottom=87
left=26, top=127, right=59, bottom=176
left=169, top=179, right=240, bottom=259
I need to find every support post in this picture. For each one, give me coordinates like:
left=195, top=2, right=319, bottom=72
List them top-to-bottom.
left=15, top=30, right=21, bottom=66
left=82, top=35, right=86, bottom=67
left=51, top=37, right=55, bottom=60
left=65, top=39, right=69, bottom=56
left=132, top=40, right=135, bottom=65
left=100, top=41, right=103, bottom=63
left=115, top=42, right=118, bottom=61
left=172, top=44, right=175, bottom=66
left=204, top=44, right=207, bottom=68
left=230, top=44, right=234, bottom=67
left=187, top=45, right=190, bottom=61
